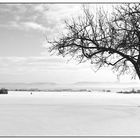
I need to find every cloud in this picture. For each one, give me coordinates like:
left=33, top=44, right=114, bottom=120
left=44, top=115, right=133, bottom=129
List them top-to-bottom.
left=0, top=4, right=82, bottom=37
left=0, top=4, right=49, bottom=32
left=33, top=4, right=49, bottom=13
left=6, top=20, right=47, bottom=32
left=21, top=21, right=47, bottom=31
left=0, top=56, right=91, bottom=75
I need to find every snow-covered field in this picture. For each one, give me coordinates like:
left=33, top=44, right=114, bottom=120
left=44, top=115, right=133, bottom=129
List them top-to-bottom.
left=0, top=91, right=140, bottom=136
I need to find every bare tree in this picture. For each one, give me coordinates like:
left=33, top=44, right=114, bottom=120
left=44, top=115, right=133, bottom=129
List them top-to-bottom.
left=48, top=4, right=140, bottom=79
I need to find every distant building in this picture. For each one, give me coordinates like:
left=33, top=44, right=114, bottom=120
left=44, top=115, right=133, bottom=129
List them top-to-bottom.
left=0, top=88, right=8, bottom=94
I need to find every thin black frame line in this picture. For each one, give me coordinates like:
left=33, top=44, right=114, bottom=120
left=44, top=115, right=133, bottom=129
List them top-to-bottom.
left=0, top=1, right=140, bottom=138
left=0, top=136, right=140, bottom=138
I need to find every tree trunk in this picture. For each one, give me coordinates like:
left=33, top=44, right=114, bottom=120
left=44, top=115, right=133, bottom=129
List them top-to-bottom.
left=134, top=64, right=140, bottom=79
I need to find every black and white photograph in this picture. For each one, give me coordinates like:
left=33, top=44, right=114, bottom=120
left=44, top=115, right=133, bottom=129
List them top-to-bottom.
left=0, top=1, right=140, bottom=137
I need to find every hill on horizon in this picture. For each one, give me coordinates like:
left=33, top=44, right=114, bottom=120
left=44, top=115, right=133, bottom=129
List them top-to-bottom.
left=0, top=81, right=139, bottom=91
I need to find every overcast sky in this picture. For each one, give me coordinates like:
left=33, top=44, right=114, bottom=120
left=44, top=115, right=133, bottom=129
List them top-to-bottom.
left=0, top=3, right=139, bottom=84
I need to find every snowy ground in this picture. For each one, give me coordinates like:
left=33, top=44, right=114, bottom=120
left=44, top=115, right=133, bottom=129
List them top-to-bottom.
left=0, top=91, right=140, bottom=136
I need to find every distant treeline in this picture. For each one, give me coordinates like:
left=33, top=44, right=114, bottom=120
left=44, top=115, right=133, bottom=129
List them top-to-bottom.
left=0, top=88, right=8, bottom=94
left=9, top=88, right=111, bottom=92
left=11, top=89, right=91, bottom=92
left=117, top=89, right=140, bottom=94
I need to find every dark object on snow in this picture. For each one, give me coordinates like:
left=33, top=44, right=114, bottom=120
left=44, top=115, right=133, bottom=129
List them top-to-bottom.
left=0, top=88, right=8, bottom=94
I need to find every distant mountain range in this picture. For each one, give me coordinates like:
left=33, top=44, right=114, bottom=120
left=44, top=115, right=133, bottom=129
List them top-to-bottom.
left=0, top=81, right=139, bottom=91
left=75, top=81, right=139, bottom=84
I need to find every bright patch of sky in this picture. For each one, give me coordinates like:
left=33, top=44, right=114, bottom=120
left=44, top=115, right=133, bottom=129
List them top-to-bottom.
left=0, top=3, right=139, bottom=83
